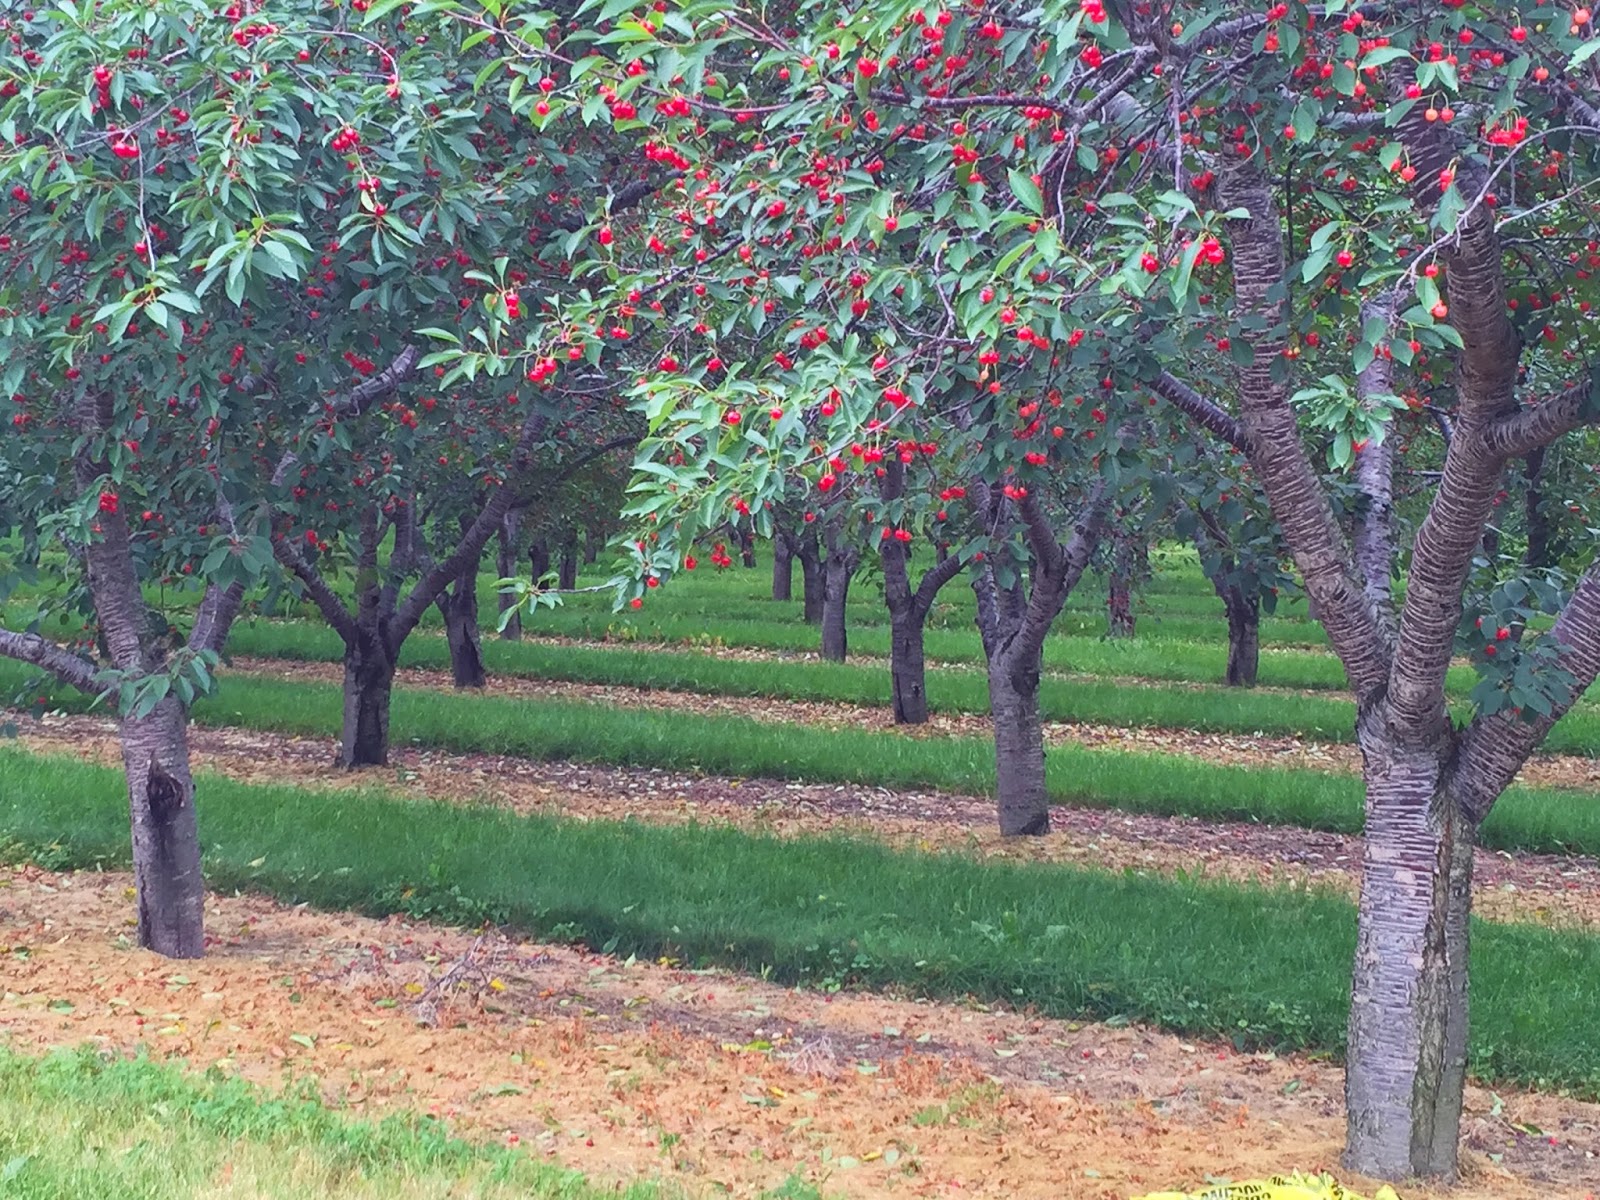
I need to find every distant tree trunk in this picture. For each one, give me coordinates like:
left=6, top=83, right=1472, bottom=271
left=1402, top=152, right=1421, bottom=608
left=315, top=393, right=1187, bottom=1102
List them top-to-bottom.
left=1524, top=447, right=1552, bottom=570
left=879, top=462, right=965, bottom=723
left=970, top=478, right=1110, bottom=836
left=497, top=511, right=522, bottom=641
left=583, top=525, right=600, bottom=564
left=739, top=525, right=757, bottom=568
left=1105, top=526, right=1140, bottom=638
left=558, top=527, right=579, bottom=590
left=791, top=531, right=824, bottom=624
left=819, top=531, right=859, bottom=662
left=772, top=535, right=793, bottom=601
left=529, top=537, right=550, bottom=584
left=437, top=566, right=486, bottom=689
left=1223, top=589, right=1260, bottom=687
left=340, top=629, right=397, bottom=768
left=120, top=696, right=205, bottom=958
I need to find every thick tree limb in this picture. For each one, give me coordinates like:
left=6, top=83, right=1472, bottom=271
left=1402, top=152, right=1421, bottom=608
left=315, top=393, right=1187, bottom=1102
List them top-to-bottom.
left=1385, top=99, right=1523, bottom=740
left=1217, top=164, right=1390, bottom=704
left=1352, top=289, right=1403, bottom=641
left=1150, top=371, right=1249, bottom=451
left=1481, top=374, right=1600, bottom=459
left=392, top=411, right=551, bottom=642
left=271, top=535, right=359, bottom=644
left=188, top=582, right=245, bottom=655
left=0, top=627, right=107, bottom=696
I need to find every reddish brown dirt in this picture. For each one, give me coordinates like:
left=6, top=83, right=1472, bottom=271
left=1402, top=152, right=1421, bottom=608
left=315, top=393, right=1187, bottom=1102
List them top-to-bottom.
left=228, top=655, right=1600, bottom=793
left=12, top=713, right=1600, bottom=933
left=1, top=865, right=1596, bottom=1199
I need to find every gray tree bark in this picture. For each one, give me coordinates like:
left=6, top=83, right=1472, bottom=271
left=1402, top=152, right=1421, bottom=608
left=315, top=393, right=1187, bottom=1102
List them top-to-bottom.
left=497, top=510, right=522, bottom=640
left=819, top=530, right=859, bottom=662
left=438, top=567, right=486, bottom=689
left=340, top=631, right=398, bottom=767
left=120, top=695, right=206, bottom=958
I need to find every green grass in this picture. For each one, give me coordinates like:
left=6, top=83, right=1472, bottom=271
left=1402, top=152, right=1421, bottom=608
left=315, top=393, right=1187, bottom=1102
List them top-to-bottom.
left=223, top=618, right=1600, bottom=754
left=6, top=658, right=1598, bottom=857
left=3, top=748, right=1599, bottom=1096
left=0, top=1045, right=657, bottom=1200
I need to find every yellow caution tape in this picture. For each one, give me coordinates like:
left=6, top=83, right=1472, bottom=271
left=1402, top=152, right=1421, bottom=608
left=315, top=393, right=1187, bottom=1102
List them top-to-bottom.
left=1133, top=1172, right=1400, bottom=1200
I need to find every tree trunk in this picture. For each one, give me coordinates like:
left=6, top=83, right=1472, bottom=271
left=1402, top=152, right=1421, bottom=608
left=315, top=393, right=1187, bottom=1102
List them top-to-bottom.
left=497, top=513, right=521, bottom=641
left=739, top=525, right=757, bottom=568
left=584, top=526, right=600, bottom=564
left=558, top=528, right=579, bottom=590
left=1106, top=529, right=1139, bottom=638
left=772, top=536, right=793, bottom=601
left=529, top=537, right=551, bottom=584
left=797, top=539, right=824, bottom=624
left=820, top=545, right=857, bottom=662
left=438, top=572, right=486, bottom=689
left=1223, top=591, right=1260, bottom=687
left=889, top=609, right=930, bottom=724
left=340, top=633, right=397, bottom=768
left=988, top=652, right=1050, bottom=835
left=120, top=696, right=206, bottom=958
left=1344, top=742, right=1476, bottom=1181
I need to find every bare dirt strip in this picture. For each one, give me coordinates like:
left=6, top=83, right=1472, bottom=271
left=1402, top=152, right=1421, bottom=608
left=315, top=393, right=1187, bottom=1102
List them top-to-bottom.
left=227, top=655, right=1600, bottom=793
left=10, top=713, right=1600, bottom=932
left=1, top=864, right=1596, bottom=1199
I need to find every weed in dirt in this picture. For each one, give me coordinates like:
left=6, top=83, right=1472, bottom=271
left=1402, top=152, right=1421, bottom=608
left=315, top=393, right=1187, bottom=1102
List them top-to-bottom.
left=4, top=746, right=1600, bottom=1095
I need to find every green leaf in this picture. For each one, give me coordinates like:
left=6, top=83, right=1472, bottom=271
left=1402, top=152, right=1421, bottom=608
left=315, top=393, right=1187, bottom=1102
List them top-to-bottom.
left=1007, top=169, right=1044, bottom=216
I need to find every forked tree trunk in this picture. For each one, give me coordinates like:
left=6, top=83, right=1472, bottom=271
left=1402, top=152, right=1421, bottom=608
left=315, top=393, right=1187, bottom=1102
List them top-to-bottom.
left=497, top=514, right=521, bottom=640
left=739, top=526, right=757, bottom=568
left=558, top=528, right=579, bottom=590
left=772, top=536, right=793, bottom=601
left=820, top=544, right=858, bottom=662
left=438, top=571, right=486, bottom=689
left=1223, top=591, right=1260, bottom=687
left=341, top=633, right=398, bottom=767
left=988, top=651, right=1050, bottom=835
left=120, top=695, right=206, bottom=958
left=1345, top=739, right=1476, bottom=1180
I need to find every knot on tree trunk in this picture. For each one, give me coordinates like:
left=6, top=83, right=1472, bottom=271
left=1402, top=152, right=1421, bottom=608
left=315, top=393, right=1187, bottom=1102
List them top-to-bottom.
left=146, top=761, right=185, bottom=821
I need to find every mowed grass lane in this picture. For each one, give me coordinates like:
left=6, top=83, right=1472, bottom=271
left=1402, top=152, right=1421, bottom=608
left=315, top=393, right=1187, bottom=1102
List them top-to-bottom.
left=6, top=660, right=1599, bottom=857
left=3, top=747, right=1598, bottom=1095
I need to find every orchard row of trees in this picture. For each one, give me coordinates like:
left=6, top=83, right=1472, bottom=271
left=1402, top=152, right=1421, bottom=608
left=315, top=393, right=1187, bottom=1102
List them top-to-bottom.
left=4, top=0, right=1600, bottom=1181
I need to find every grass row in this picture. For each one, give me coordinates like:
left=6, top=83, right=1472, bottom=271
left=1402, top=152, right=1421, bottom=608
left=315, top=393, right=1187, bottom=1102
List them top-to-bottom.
left=226, top=619, right=1600, bottom=754
left=7, top=658, right=1599, bottom=857
left=3, top=747, right=1598, bottom=1095
left=0, top=1046, right=656, bottom=1200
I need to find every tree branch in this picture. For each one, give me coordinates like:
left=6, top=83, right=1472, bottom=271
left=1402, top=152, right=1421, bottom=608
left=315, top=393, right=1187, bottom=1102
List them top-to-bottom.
left=1150, top=371, right=1249, bottom=450
left=1481, top=372, right=1600, bottom=459
left=271, top=536, right=358, bottom=644
left=0, top=627, right=107, bottom=697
